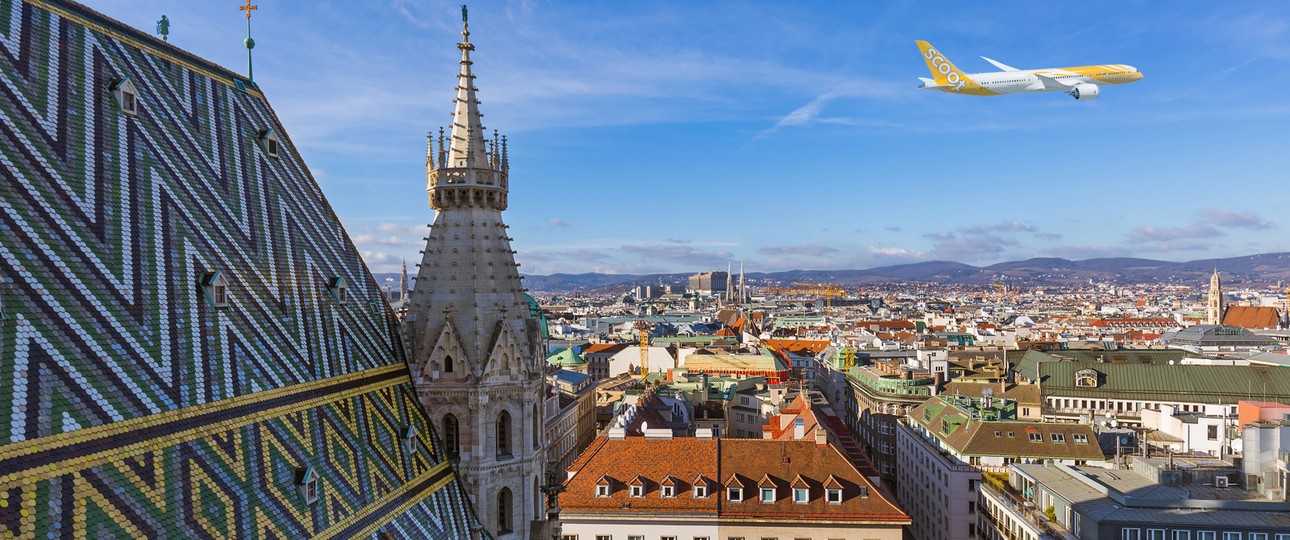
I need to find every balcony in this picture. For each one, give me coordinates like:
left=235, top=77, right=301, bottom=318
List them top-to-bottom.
left=979, top=481, right=1076, bottom=540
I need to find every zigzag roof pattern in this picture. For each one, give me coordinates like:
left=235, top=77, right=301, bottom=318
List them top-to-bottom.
left=0, top=0, right=481, bottom=537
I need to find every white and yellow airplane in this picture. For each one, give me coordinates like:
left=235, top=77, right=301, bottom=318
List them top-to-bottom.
left=916, top=40, right=1142, bottom=100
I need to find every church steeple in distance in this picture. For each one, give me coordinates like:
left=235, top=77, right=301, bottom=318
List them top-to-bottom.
left=405, top=7, right=546, bottom=538
left=1208, top=268, right=1224, bottom=325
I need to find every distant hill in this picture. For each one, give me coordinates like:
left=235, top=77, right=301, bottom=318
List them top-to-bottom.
left=372, top=252, right=1290, bottom=293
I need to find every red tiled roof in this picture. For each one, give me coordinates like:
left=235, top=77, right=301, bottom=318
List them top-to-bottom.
left=1223, top=305, right=1281, bottom=329
left=762, top=339, right=830, bottom=355
left=563, top=437, right=908, bottom=524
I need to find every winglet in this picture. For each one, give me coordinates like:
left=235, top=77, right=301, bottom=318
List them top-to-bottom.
left=981, top=56, right=1020, bottom=72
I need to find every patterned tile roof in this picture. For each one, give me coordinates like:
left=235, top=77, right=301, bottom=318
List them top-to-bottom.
left=0, top=0, right=480, bottom=537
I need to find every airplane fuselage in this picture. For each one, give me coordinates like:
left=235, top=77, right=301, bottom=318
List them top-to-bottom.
left=915, top=40, right=1143, bottom=99
left=935, top=65, right=1143, bottom=96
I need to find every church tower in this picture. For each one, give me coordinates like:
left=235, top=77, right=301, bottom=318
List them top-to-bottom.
left=405, top=9, right=546, bottom=538
left=1208, top=269, right=1224, bottom=325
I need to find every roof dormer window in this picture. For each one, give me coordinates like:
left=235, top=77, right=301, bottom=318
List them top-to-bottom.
left=109, top=77, right=139, bottom=116
left=257, top=128, right=281, bottom=158
left=199, top=271, right=230, bottom=308
left=327, top=276, right=348, bottom=304
left=1075, top=368, right=1100, bottom=388
left=400, top=424, right=417, bottom=455
left=295, top=465, right=319, bottom=506
left=595, top=474, right=612, bottom=498
left=660, top=476, right=678, bottom=498
left=629, top=484, right=644, bottom=498
left=727, top=487, right=742, bottom=502
left=760, top=487, right=775, bottom=503
left=794, top=487, right=809, bottom=504
left=826, top=488, right=842, bottom=504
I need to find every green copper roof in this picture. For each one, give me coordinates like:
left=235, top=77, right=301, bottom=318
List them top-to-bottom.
left=546, top=346, right=586, bottom=366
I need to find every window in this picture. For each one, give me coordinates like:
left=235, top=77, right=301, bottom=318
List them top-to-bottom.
left=109, top=77, right=139, bottom=116
left=257, top=128, right=281, bottom=158
left=199, top=271, right=230, bottom=308
left=327, top=276, right=348, bottom=304
left=445, top=354, right=454, bottom=373
left=496, top=410, right=512, bottom=457
left=443, top=414, right=459, bottom=458
left=400, top=424, right=417, bottom=455
left=1208, top=425, right=1219, bottom=441
left=1028, top=432, right=1043, bottom=442
left=1051, top=433, right=1065, bottom=443
left=1073, top=433, right=1089, bottom=444
left=295, top=466, right=319, bottom=506
left=595, top=483, right=610, bottom=497
left=629, top=484, right=644, bottom=498
left=661, top=484, right=675, bottom=498
left=693, top=484, right=708, bottom=498
left=858, top=485, right=868, bottom=497
left=727, top=487, right=743, bottom=502
left=760, top=487, right=775, bottom=503
left=793, top=487, right=809, bottom=504
left=496, top=488, right=513, bottom=533
left=826, top=488, right=842, bottom=504
left=968, top=501, right=975, bottom=514
left=1122, top=529, right=1141, bottom=540
left=1147, top=531, right=1166, bottom=540
left=1173, top=532, right=1191, bottom=540
left=1197, top=532, right=1216, bottom=540
left=1222, top=534, right=1241, bottom=540
left=1248, top=535, right=1268, bottom=540
left=561, top=536, right=578, bottom=540
left=595, top=536, right=610, bottom=540
left=628, top=536, right=643, bottom=540
left=661, top=537, right=676, bottom=540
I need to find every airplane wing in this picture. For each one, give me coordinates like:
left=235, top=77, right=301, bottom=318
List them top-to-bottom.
left=981, top=56, right=1020, bottom=72
left=1033, top=72, right=1076, bottom=90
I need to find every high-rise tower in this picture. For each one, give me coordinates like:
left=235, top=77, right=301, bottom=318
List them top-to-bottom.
left=405, top=10, right=546, bottom=538
left=1208, top=269, right=1224, bottom=325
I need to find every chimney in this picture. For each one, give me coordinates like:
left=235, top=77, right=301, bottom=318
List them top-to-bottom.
left=793, top=418, right=805, bottom=440
left=815, top=427, right=828, bottom=447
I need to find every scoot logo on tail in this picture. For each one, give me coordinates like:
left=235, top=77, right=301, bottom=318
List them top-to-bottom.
left=918, top=41, right=968, bottom=92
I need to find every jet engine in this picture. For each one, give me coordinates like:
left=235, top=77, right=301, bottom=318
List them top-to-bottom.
left=1070, top=84, right=1100, bottom=100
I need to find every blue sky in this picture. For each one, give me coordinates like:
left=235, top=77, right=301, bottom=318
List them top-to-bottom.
left=103, top=1, right=1290, bottom=275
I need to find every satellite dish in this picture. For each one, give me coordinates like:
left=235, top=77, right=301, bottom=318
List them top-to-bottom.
left=1168, top=360, right=1175, bottom=365
left=1119, top=436, right=1128, bottom=445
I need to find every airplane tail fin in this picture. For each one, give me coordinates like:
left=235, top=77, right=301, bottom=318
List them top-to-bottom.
left=915, top=40, right=981, bottom=92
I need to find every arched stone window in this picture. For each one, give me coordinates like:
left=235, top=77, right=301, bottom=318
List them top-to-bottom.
left=444, top=354, right=454, bottom=373
left=497, top=410, right=512, bottom=458
left=443, top=414, right=459, bottom=458
left=496, top=487, right=513, bottom=533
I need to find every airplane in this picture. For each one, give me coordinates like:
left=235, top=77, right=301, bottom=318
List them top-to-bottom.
left=915, top=40, right=1142, bottom=100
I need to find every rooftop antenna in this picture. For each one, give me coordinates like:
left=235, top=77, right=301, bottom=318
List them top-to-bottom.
left=239, top=0, right=258, bottom=83
left=155, top=15, right=170, bottom=42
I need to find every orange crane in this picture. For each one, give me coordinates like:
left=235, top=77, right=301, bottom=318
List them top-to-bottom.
left=791, top=282, right=845, bottom=318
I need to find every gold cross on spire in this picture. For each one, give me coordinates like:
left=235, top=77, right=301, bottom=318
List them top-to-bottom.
left=239, top=0, right=258, bottom=19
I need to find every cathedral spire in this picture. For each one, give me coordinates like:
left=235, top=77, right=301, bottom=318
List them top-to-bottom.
left=426, top=5, right=508, bottom=211
left=448, top=9, right=488, bottom=170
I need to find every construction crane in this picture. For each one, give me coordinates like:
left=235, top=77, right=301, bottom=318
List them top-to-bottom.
left=791, top=282, right=845, bottom=318
left=634, top=320, right=650, bottom=378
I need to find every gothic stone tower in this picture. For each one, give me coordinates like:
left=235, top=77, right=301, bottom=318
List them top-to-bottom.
left=405, top=12, right=546, bottom=539
left=1208, top=269, right=1224, bottom=325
